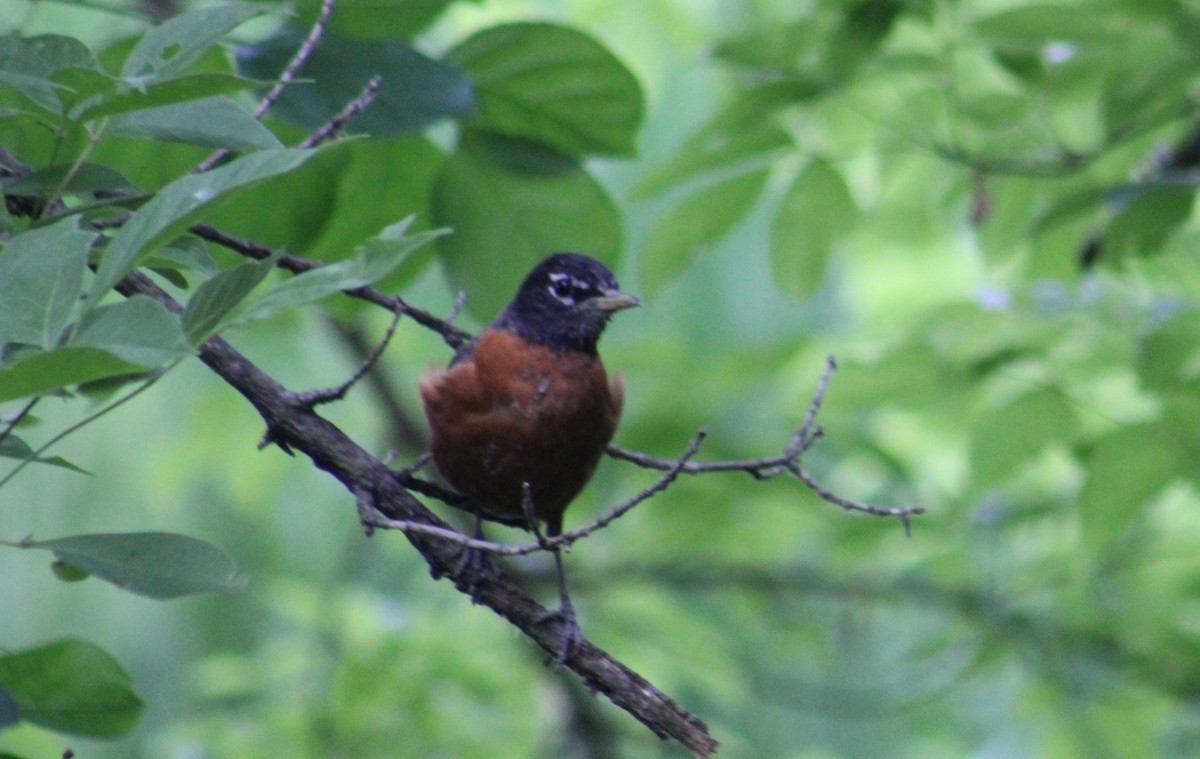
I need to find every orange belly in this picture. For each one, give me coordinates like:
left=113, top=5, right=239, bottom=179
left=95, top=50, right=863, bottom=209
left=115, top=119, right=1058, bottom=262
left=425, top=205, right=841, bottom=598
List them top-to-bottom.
left=420, top=330, right=624, bottom=535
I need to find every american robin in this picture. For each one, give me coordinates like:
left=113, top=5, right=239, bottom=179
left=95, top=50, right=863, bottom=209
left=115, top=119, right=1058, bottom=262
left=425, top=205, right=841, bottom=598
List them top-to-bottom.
left=421, top=252, right=639, bottom=535
left=420, top=253, right=638, bottom=657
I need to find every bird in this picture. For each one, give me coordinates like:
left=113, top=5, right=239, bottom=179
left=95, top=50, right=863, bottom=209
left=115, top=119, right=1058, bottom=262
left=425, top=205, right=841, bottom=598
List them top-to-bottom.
left=419, top=252, right=639, bottom=659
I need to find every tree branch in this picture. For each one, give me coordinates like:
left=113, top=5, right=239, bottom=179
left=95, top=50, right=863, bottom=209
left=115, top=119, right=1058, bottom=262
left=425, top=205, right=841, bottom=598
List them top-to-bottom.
left=194, top=0, right=338, bottom=172
left=187, top=223, right=471, bottom=349
left=111, top=270, right=719, bottom=757
left=608, top=356, right=925, bottom=527
left=366, top=431, right=706, bottom=555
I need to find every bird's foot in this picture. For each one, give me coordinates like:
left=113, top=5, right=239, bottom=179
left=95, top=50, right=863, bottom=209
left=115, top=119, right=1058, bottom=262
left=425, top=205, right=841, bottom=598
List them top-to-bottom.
left=451, top=542, right=491, bottom=605
left=535, top=599, right=583, bottom=667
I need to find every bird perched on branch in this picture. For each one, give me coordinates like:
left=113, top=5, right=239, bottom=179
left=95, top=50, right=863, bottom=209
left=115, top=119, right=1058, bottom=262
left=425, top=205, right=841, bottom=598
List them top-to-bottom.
left=420, top=252, right=639, bottom=658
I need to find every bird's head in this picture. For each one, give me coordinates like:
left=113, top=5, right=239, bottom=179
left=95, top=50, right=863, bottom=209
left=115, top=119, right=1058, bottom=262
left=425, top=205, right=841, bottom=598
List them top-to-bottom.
left=497, top=253, right=640, bottom=354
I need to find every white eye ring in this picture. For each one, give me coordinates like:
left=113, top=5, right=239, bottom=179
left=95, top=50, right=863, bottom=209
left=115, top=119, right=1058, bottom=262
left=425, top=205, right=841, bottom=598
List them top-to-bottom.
left=548, top=272, right=582, bottom=305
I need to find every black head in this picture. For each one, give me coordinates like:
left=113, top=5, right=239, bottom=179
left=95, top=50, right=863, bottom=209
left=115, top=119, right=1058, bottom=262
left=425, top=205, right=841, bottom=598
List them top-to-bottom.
left=494, top=253, right=639, bottom=354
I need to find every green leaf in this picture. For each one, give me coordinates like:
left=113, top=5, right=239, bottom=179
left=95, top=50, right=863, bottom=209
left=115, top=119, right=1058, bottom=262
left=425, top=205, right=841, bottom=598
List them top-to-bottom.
left=296, top=0, right=473, bottom=40
left=121, top=3, right=265, bottom=83
left=973, top=5, right=1129, bottom=53
left=447, top=22, right=644, bottom=156
left=237, top=27, right=475, bottom=135
left=0, top=34, right=98, bottom=113
left=78, top=72, right=266, bottom=121
left=109, top=96, right=282, bottom=149
left=634, top=122, right=792, bottom=199
left=432, top=132, right=621, bottom=319
left=87, top=147, right=314, bottom=306
left=769, top=158, right=857, bottom=298
left=2, top=162, right=142, bottom=197
left=641, top=168, right=768, bottom=296
left=1103, top=182, right=1194, bottom=260
left=0, top=217, right=94, bottom=349
left=238, top=219, right=446, bottom=323
left=146, top=235, right=219, bottom=278
left=181, top=255, right=278, bottom=345
left=74, top=295, right=187, bottom=365
left=1137, top=313, right=1200, bottom=395
left=0, top=346, right=147, bottom=403
left=969, top=388, right=1078, bottom=488
left=1078, top=424, right=1183, bottom=557
left=0, top=434, right=90, bottom=474
left=20, top=532, right=246, bottom=599
left=52, top=560, right=91, bottom=582
left=0, top=639, right=143, bottom=737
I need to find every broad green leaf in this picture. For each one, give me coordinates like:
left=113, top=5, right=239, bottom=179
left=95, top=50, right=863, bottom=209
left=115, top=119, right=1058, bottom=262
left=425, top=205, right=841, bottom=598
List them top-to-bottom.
left=296, top=0, right=476, bottom=40
left=824, top=1, right=903, bottom=82
left=121, top=3, right=264, bottom=83
left=973, top=5, right=1130, bottom=52
left=714, top=17, right=814, bottom=71
left=447, top=22, right=644, bottom=156
left=237, top=28, right=475, bottom=135
left=0, top=34, right=98, bottom=113
left=0, top=69, right=66, bottom=115
left=78, top=72, right=266, bottom=121
left=109, top=96, right=282, bottom=149
left=634, top=122, right=792, bottom=199
left=432, top=132, right=621, bottom=318
left=201, top=136, right=441, bottom=262
left=87, top=147, right=314, bottom=306
left=770, top=158, right=857, bottom=298
left=1, top=162, right=141, bottom=197
left=641, top=168, right=767, bottom=296
left=1103, top=183, right=1194, bottom=260
left=0, top=217, right=93, bottom=349
left=238, top=219, right=447, bottom=323
left=147, top=235, right=219, bottom=278
left=181, top=255, right=278, bottom=345
left=74, top=295, right=187, bottom=365
left=1137, top=313, right=1200, bottom=395
left=0, top=346, right=147, bottom=403
left=969, top=388, right=1078, bottom=488
left=1158, top=395, right=1200, bottom=490
left=1078, top=424, right=1183, bottom=557
left=0, top=434, right=90, bottom=474
left=21, top=532, right=246, bottom=599
left=0, top=639, right=143, bottom=737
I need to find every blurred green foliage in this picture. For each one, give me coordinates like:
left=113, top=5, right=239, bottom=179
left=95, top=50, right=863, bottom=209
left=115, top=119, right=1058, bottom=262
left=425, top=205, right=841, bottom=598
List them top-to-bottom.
left=3, top=0, right=1200, bottom=757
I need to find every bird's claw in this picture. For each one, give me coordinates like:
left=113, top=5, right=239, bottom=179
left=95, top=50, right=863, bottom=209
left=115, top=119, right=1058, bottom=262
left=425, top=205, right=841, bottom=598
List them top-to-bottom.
left=536, top=600, right=583, bottom=667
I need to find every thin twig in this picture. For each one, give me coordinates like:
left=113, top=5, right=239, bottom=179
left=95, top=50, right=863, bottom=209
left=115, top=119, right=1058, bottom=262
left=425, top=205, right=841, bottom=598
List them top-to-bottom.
left=194, top=0, right=338, bottom=172
left=298, top=75, right=382, bottom=148
left=189, top=223, right=470, bottom=348
left=290, top=301, right=402, bottom=408
left=607, top=357, right=924, bottom=526
left=0, top=397, right=39, bottom=451
left=371, top=432, right=707, bottom=555
left=789, top=465, right=924, bottom=534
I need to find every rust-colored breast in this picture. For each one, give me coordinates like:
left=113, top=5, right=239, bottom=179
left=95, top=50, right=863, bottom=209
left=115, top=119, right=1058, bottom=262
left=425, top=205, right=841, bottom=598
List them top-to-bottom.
left=420, top=329, right=624, bottom=534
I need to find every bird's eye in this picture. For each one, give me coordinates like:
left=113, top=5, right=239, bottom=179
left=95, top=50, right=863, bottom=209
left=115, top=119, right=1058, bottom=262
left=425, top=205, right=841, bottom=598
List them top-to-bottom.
left=548, top=273, right=585, bottom=305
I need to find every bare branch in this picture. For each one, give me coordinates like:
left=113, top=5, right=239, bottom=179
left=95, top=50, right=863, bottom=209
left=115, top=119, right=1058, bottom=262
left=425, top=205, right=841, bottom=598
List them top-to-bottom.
left=194, top=0, right=338, bottom=172
left=254, top=0, right=337, bottom=119
left=298, top=75, right=382, bottom=149
left=188, top=223, right=471, bottom=349
left=291, top=300, right=402, bottom=409
left=608, top=356, right=924, bottom=526
left=369, top=431, right=705, bottom=555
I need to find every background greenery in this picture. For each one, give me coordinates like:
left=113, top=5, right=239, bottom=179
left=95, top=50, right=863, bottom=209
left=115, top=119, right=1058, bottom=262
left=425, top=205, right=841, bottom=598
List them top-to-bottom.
left=4, top=0, right=1200, bottom=756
